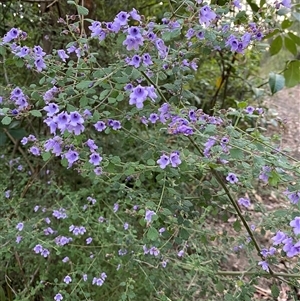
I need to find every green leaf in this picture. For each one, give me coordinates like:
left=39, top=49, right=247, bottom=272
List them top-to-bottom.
left=246, top=0, right=259, bottom=12
left=77, top=5, right=89, bottom=15
left=292, top=11, right=300, bottom=21
left=281, top=19, right=293, bottom=29
left=288, top=32, right=300, bottom=46
left=269, top=35, right=283, bottom=56
left=284, top=37, right=297, bottom=56
left=284, top=60, right=300, bottom=88
left=268, top=72, right=285, bottom=94
left=76, top=81, right=92, bottom=90
left=99, top=90, right=110, bottom=100
left=30, top=110, right=42, bottom=117
left=1, top=116, right=11, bottom=125
left=10, top=128, right=26, bottom=140
left=0, top=132, right=7, bottom=146
left=229, top=148, right=244, bottom=160
left=42, top=152, right=51, bottom=161
left=147, top=159, right=155, bottom=166
left=268, top=170, right=281, bottom=186
left=233, top=220, right=241, bottom=232
left=147, top=227, right=159, bottom=241
left=216, top=281, right=225, bottom=293
left=271, top=284, right=280, bottom=298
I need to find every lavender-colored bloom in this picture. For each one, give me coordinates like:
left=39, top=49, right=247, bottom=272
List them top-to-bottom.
left=233, top=0, right=242, bottom=9
left=281, top=0, right=291, bottom=8
left=199, top=5, right=216, bottom=26
left=129, top=8, right=141, bottom=21
left=115, top=11, right=129, bottom=26
left=3, top=28, right=19, bottom=43
left=185, top=28, right=195, bottom=40
left=196, top=31, right=205, bottom=40
left=255, top=31, right=263, bottom=41
left=123, top=36, right=144, bottom=51
left=33, top=45, right=46, bottom=57
left=15, top=46, right=30, bottom=58
left=57, top=49, right=69, bottom=62
left=142, top=53, right=153, bottom=66
left=128, top=54, right=141, bottom=68
left=35, top=58, right=46, bottom=72
left=124, top=83, right=133, bottom=91
left=129, top=85, right=148, bottom=109
left=44, top=103, right=59, bottom=116
left=245, top=106, right=255, bottom=114
left=256, top=107, right=264, bottom=114
left=69, top=111, right=84, bottom=126
left=149, top=113, right=159, bottom=124
left=111, top=120, right=121, bottom=130
left=94, top=121, right=106, bottom=132
left=204, top=137, right=216, bottom=157
left=86, top=139, right=98, bottom=151
left=29, top=146, right=40, bottom=156
left=64, top=150, right=79, bottom=168
left=170, top=151, right=181, bottom=167
left=89, top=153, right=102, bottom=166
left=157, top=154, right=170, bottom=169
left=259, top=166, right=271, bottom=182
left=94, top=167, right=103, bottom=175
left=226, top=173, right=238, bottom=184
left=287, top=191, right=300, bottom=205
left=238, top=198, right=251, bottom=208
left=113, top=203, right=119, bottom=213
left=34, top=205, right=39, bottom=212
left=52, top=208, right=67, bottom=219
left=145, top=209, right=156, bottom=223
left=98, top=216, right=105, bottom=223
left=290, top=217, right=300, bottom=235
left=16, top=222, right=24, bottom=231
left=124, top=223, right=129, bottom=230
left=44, top=227, right=54, bottom=235
left=159, top=227, right=165, bottom=235
left=16, top=235, right=22, bottom=243
left=84, top=237, right=92, bottom=245
left=33, top=244, right=43, bottom=254
left=143, top=245, right=149, bottom=254
left=149, top=246, right=160, bottom=256
left=41, top=248, right=50, bottom=258
left=118, top=249, right=127, bottom=256
left=178, top=250, right=184, bottom=257
left=62, top=257, right=69, bottom=263
left=161, top=260, right=168, bottom=268
left=258, top=261, right=269, bottom=272
left=83, top=274, right=88, bottom=281
left=63, top=275, right=72, bottom=284
left=54, top=293, right=63, bottom=301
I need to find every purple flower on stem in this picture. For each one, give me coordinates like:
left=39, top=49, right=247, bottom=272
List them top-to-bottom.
left=199, top=5, right=216, bottom=26
left=57, top=49, right=69, bottom=62
left=245, top=106, right=255, bottom=114
left=94, top=121, right=106, bottom=132
left=29, top=146, right=40, bottom=156
left=64, top=150, right=79, bottom=168
left=169, top=151, right=181, bottom=167
left=89, top=153, right=102, bottom=166
left=157, top=154, right=170, bottom=169
left=226, top=173, right=238, bottom=184
left=238, top=198, right=251, bottom=208
left=113, top=203, right=119, bottom=213
left=145, top=209, right=156, bottom=223
left=290, top=217, right=300, bottom=235
left=16, top=222, right=24, bottom=231
left=86, top=237, right=93, bottom=244
left=149, top=246, right=160, bottom=256
left=177, top=250, right=184, bottom=257
left=258, top=261, right=269, bottom=272
left=63, top=275, right=72, bottom=284
left=54, top=293, right=63, bottom=301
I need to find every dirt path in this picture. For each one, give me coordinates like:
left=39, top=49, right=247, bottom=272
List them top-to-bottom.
left=264, top=85, right=300, bottom=160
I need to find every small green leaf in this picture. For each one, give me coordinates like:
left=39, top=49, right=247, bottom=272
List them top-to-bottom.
left=77, top=5, right=89, bottom=15
left=281, top=19, right=293, bottom=29
left=288, top=32, right=300, bottom=46
left=269, top=36, right=283, bottom=56
left=284, top=37, right=297, bottom=56
left=284, top=60, right=300, bottom=88
left=268, top=72, right=285, bottom=95
left=76, top=81, right=92, bottom=90
left=30, top=110, right=42, bottom=117
left=1, top=116, right=11, bottom=125
left=229, top=148, right=244, bottom=160
left=42, top=152, right=51, bottom=161
left=147, top=159, right=155, bottom=166
left=268, top=170, right=281, bottom=186
left=233, top=220, right=241, bottom=232
left=147, top=227, right=159, bottom=241
left=216, top=281, right=225, bottom=293
left=271, top=284, right=280, bottom=298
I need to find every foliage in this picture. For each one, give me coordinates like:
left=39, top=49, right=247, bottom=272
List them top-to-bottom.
left=0, top=1, right=300, bottom=301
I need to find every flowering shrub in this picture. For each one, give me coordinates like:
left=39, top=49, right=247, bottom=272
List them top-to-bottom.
left=0, top=0, right=300, bottom=300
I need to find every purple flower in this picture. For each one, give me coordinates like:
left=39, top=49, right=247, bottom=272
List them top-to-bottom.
left=233, top=0, right=242, bottom=9
left=281, top=0, right=291, bottom=8
left=199, top=5, right=216, bottom=26
left=129, top=8, right=141, bottom=21
left=3, top=28, right=19, bottom=43
left=185, top=28, right=195, bottom=39
left=123, top=36, right=144, bottom=51
left=33, top=45, right=46, bottom=57
left=57, top=49, right=69, bottom=62
left=142, top=53, right=153, bottom=66
left=128, top=55, right=141, bottom=68
left=35, top=58, right=46, bottom=72
left=129, top=85, right=148, bottom=109
left=44, top=103, right=59, bottom=116
left=245, top=106, right=255, bottom=114
left=149, top=113, right=159, bottom=124
left=111, top=120, right=121, bottom=130
left=94, top=121, right=106, bottom=132
left=86, top=139, right=98, bottom=151
left=29, top=146, right=40, bottom=156
left=64, top=150, right=79, bottom=168
left=169, top=151, right=181, bottom=167
left=89, top=153, right=102, bottom=166
left=157, top=154, right=170, bottom=169
left=259, top=166, right=271, bottom=182
left=94, top=167, right=103, bottom=175
left=226, top=173, right=238, bottom=184
left=287, top=191, right=300, bottom=205
left=238, top=198, right=251, bottom=208
left=113, top=203, right=119, bottom=213
left=145, top=209, right=156, bottom=223
left=290, top=217, right=300, bottom=235
left=16, top=222, right=24, bottom=231
left=124, top=223, right=129, bottom=230
left=159, top=227, right=165, bottom=235
left=16, top=235, right=22, bottom=243
left=33, top=244, right=43, bottom=254
left=149, top=246, right=160, bottom=256
left=41, top=248, right=50, bottom=258
left=177, top=250, right=184, bottom=257
left=62, top=257, right=69, bottom=263
left=161, top=260, right=168, bottom=268
left=258, top=261, right=269, bottom=272
left=83, top=274, right=88, bottom=281
left=63, top=275, right=72, bottom=284
left=54, top=293, right=63, bottom=301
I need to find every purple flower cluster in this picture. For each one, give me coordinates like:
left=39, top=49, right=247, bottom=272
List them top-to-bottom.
left=127, top=85, right=157, bottom=109
left=157, top=151, right=181, bottom=169
left=69, top=225, right=86, bottom=236
left=55, top=236, right=73, bottom=246
left=33, top=244, right=50, bottom=257
left=143, top=245, right=160, bottom=256
left=92, top=272, right=107, bottom=286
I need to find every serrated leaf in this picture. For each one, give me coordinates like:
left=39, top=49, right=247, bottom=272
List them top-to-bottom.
left=77, top=5, right=89, bottom=15
left=288, top=32, right=300, bottom=46
left=269, top=35, right=283, bottom=56
left=284, top=37, right=297, bottom=56
left=284, top=60, right=300, bottom=88
left=268, top=72, right=285, bottom=94
left=30, top=110, right=42, bottom=117
left=1, top=116, right=11, bottom=125
left=229, top=148, right=244, bottom=160
left=147, top=227, right=159, bottom=241
left=271, top=284, right=280, bottom=298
